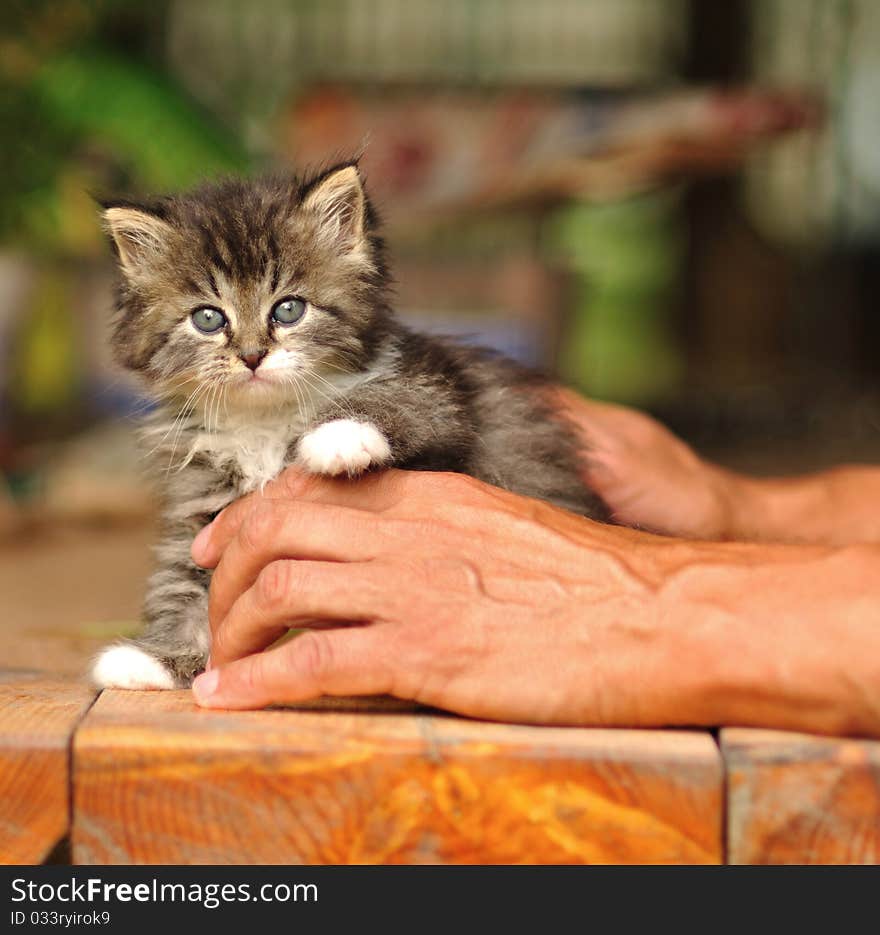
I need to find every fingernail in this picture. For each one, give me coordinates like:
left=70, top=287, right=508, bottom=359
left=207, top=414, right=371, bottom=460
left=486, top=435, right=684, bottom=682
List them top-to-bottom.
left=191, top=523, right=213, bottom=563
left=192, top=668, right=219, bottom=704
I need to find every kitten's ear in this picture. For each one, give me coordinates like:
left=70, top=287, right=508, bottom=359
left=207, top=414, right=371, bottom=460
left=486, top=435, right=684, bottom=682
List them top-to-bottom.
left=301, top=164, right=367, bottom=254
left=101, top=204, right=173, bottom=275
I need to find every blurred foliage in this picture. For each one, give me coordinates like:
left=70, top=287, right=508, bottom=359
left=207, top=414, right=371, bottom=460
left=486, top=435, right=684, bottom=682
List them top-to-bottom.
left=0, top=0, right=249, bottom=254
left=551, top=192, right=685, bottom=404
left=9, top=268, right=82, bottom=415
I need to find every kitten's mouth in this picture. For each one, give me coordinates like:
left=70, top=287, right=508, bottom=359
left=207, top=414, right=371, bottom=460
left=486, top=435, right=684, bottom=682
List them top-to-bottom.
left=231, top=369, right=285, bottom=394
left=239, top=370, right=273, bottom=384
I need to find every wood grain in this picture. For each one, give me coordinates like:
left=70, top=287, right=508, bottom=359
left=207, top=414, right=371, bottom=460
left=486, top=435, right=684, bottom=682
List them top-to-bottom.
left=0, top=671, right=95, bottom=864
left=73, top=690, right=722, bottom=864
left=723, top=728, right=880, bottom=864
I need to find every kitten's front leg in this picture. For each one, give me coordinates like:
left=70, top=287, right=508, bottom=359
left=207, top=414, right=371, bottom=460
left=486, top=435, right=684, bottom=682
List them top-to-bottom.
left=295, top=369, right=476, bottom=479
left=294, top=376, right=471, bottom=478
left=296, top=418, right=392, bottom=477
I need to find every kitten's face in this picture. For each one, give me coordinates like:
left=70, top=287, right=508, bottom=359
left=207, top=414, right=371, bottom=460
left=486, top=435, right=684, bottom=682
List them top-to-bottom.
left=103, top=165, right=389, bottom=416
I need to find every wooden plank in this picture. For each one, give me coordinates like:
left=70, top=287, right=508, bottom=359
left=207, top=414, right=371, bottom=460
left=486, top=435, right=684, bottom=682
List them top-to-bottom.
left=0, top=671, right=96, bottom=864
left=73, top=690, right=722, bottom=864
left=723, top=728, right=880, bottom=864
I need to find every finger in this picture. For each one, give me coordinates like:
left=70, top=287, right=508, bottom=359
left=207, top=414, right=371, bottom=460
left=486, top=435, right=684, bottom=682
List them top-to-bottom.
left=553, top=387, right=635, bottom=441
left=275, top=467, right=413, bottom=512
left=191, top=469, right=411, bottom=568
left=207, top=499, right=386, bottom=631
left=210, top=559, right=391, bottom=668
left=193, top=625, right=393, bottom=710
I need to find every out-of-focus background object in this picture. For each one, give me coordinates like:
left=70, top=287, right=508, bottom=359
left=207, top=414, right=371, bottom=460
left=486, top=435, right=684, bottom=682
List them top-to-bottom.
left=1, top=0, right=878, bottom=673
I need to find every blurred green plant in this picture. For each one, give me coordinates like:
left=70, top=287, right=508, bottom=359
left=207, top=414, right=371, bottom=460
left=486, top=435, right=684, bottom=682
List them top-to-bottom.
left=0, top=0, right=249, bottom=255
left=550, top=192, right=685, bottom=405
left=9, top=268, right=81, bottom=415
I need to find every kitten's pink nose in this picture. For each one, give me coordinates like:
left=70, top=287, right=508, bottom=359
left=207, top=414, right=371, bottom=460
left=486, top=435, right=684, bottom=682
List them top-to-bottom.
left=239, top=349, right=267, bottom=372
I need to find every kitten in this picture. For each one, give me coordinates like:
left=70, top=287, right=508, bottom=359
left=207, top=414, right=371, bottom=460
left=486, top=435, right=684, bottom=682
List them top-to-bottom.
left=91, top=162, right=608, bottom=690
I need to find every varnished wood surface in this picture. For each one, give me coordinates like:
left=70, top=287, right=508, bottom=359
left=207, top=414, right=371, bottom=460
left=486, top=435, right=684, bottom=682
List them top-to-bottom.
left=0, top=671, right=96, bottom=863
left=7, top=675, right=879, bottom=865
left=72, top=690, right=722, bottom=865
left=722, top=728, right=880, bottom=864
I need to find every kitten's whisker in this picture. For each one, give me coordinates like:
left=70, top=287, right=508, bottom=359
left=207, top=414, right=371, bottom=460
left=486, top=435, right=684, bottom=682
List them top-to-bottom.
left=319, top=359, right=358, bottom=376
left=306, top=368, right=351, bottom=396
left=298, top=371, right=355, bottom=421
left=287, top=373, right=319, bottom=420
left=288, top=373, right=312, bottom=427
left=167, top=375, right=219, bottom=468
left=206, top=380, right=221, bottom=436
left=213, top=381, right=224, bottom=432
left=141, top=383, right=205, bottom=463
left=164, top=383, right=211, bottom=474
left=204, top=383, right=216, bottom=437
left=122, top=399, right=159, bottom=420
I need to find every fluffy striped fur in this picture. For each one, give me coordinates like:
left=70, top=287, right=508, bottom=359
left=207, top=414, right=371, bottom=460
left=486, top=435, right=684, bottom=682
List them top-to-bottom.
left=92, top=163, right=608, bottom=689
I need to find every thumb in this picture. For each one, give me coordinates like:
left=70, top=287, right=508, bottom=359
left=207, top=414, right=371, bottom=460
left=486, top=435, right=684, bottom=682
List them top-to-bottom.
left=192, top=627, right=392, bottom=710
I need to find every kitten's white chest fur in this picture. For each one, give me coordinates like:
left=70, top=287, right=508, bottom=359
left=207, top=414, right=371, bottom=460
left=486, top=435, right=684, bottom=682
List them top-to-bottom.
left=193, top=418, right=303, bottom=493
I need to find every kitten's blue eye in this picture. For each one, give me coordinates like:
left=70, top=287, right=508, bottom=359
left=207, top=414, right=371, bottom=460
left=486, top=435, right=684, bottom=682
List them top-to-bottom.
left=271, top=298, right=306, bottom=326
left=191, top=307, right=227, bottom=334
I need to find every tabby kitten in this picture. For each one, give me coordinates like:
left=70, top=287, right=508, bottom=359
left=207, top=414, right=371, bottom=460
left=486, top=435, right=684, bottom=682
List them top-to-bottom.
left=92, top=163, right=607, bottom=690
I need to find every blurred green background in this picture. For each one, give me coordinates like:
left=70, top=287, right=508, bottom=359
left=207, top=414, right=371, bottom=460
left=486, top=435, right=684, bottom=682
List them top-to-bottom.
left=2, top=1, right=880, bottom=673
left=3, top=1, right=878, bottom=453
left=4, top=1, right=878, bottom=451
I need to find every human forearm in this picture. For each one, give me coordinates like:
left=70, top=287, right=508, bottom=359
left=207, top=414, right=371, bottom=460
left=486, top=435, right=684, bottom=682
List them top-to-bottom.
left=715, top=464, right=880, bottom=546
left=653, top=537, right=880, bottom=736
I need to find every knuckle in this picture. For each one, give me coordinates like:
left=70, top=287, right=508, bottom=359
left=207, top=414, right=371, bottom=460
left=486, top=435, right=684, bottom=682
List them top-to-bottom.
left=279, top=466, right=311, bottom=498
left=372, top=469, right=408, bottom=509
left=430, top=471, right=465, bottom=492
left=432, top=471, right=485, bottom=502
left=457, top=472, right=484, bottom=492
left=239, top=501, right=279, bottom=551
left=207, top=505, right=237, bottom=546
left=256, top=560, right=293, bottom=609
left=210, top=620, right=231, bottom=658
left=294, top=631, right=334, bottom=685
left=385, top=631, right=436, bottom=699
left=237, top=653, right=267, bottom=696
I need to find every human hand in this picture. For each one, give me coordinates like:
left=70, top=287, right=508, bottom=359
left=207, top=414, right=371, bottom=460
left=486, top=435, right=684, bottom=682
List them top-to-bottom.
left=555, top=389, right=739, bottom=540
left=187, top=463, right=880, bottom=737
left=189, top=468, right=702, bottom=723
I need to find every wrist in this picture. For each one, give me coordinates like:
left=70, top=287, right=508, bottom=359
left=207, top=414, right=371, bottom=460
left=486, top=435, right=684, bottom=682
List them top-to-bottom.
left=688, top=462, right=756, bottom=541
left=701, top=464, right=828, bottom=544
left=724, top=471, right=835, bottom=544
left=660, top=540, right=880, bottom=736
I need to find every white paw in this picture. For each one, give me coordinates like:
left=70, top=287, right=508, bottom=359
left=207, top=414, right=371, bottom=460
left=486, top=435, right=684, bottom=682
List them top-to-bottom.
left=297, top=419, right=391, bottom=476
left=91, top=644, right=177, bottom=690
